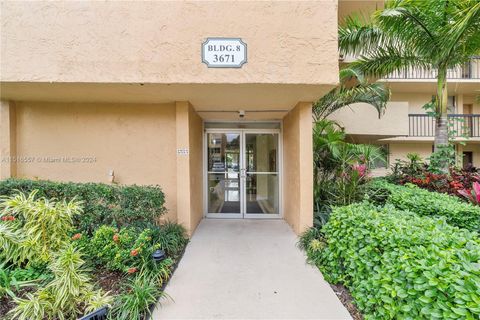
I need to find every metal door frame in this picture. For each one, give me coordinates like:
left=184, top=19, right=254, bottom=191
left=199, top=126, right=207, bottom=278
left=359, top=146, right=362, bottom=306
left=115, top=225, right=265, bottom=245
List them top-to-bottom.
left=203, top=127, right=282, bottom=219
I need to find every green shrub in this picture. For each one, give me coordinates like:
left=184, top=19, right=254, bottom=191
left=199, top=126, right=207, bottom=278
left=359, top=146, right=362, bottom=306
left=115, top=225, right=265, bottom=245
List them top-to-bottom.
left=0, top=179, right=167, bottom=234
left=366, top=179, right=480, bottom=232
left=0, top=191, right=82, bottom=265
left=303, top=202, right=480, bottom=319
left=78, top=223, right=187, bottom=273
left=9, top=245, right=112, bottom=320
left=0, top=264, right=40, bottom=299
left=110, top=271, right=164, bottom=320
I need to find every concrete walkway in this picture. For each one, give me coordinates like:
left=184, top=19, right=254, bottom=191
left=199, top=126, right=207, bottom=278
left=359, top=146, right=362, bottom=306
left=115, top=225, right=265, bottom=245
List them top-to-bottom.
left=152, top=219, right=351, bottom=320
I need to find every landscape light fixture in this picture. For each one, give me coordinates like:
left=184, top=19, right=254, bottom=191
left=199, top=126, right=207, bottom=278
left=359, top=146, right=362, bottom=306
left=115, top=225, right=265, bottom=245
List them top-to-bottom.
left=152, top=249, right=166, bottom=262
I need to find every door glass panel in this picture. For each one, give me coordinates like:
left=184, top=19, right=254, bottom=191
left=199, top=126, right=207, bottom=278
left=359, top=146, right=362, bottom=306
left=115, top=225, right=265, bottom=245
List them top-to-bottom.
left=207, top=133, right=241, bottom=214
left=245, top=133, right=279, bottom=214
left=245, top=134, right=278, bottom=172
left=246, top=173, right=279, bottom=214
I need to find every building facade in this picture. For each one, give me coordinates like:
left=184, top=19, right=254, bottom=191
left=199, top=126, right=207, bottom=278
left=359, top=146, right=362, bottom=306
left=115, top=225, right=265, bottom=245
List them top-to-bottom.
left=0, top=1, right=344, bottom=235
left=2, top=1, right=473, bottom=235
left=330, top=59, right=480, bottom=173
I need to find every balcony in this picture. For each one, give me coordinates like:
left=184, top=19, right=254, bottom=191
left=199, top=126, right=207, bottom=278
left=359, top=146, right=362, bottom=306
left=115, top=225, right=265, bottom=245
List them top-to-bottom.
left=384, top=57, right=480, bottom=80
left=409, top=114, right=480, bottom=137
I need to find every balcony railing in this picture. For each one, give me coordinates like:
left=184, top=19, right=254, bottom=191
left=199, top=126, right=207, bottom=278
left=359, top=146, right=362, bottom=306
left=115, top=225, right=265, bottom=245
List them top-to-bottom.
left=385, top=57, right=480, bottom=79
left=409, top=114, right=480, bottom=137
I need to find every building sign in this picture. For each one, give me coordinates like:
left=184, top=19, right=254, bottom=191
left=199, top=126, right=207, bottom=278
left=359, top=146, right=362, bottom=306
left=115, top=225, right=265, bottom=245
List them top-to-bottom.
left=202, top=38, right=247, bottom=68
left=177, top=148, right=189, bottom=156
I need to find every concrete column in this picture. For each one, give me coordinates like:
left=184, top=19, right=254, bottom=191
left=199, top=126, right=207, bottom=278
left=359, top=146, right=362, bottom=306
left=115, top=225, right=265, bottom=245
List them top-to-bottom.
left=456, top=94, right=464, bottom=114
left=0, top=101, right=16, bottom=179
left=175, top=101, right=203, bottom=235
left=282, top=102, right=313, bottom=234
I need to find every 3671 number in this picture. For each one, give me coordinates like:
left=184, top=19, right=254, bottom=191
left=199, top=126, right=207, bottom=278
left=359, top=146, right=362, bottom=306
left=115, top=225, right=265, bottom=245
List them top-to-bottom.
left=213, top=54, right=235, bottom=63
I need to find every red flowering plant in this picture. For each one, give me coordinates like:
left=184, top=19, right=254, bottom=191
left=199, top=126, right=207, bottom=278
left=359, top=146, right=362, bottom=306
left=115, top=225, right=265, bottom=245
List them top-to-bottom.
left=389, top=153, right=480, bottom=200
left=458, top=181, right=480, bottom=206
left=78, top=225, right=159, bottom=274
left=71, top=233, right=82, bottom=241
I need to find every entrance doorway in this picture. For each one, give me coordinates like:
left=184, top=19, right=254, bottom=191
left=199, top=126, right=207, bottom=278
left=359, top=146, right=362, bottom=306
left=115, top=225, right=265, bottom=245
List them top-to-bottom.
left=205, top=129, right=281, bottom=218
left=463, top=151, right=473, bottom=169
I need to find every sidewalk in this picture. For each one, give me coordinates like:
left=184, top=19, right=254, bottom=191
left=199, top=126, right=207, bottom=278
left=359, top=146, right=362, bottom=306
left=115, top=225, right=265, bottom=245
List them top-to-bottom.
left=152, top=219, right=351, bottom=320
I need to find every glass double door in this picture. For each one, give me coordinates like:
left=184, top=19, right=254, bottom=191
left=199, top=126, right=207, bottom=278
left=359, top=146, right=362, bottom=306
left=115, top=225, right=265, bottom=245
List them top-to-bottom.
left=206, top=130, right=280, bottom=218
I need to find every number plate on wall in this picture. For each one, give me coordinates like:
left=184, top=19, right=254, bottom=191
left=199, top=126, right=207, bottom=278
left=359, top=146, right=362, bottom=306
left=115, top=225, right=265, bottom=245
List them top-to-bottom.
left=202, top=38, right=247, bottom=68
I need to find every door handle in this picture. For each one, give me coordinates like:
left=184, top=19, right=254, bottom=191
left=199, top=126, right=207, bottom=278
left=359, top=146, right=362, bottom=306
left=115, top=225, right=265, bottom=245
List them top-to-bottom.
left=240, top=168, right=246, bottom=179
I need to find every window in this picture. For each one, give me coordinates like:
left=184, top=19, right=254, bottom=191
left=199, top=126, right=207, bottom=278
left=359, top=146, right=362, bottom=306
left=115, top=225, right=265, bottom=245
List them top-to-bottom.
left=372, top=144, right=389, bottom=169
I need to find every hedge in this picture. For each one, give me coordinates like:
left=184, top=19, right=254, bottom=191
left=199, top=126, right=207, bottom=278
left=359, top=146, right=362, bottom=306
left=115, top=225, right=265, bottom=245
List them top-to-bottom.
left=0, top=179, right=166, bottom=234
left=366, top=179, right=480, bottom=232
left=303, top=202, right=480, bottom=319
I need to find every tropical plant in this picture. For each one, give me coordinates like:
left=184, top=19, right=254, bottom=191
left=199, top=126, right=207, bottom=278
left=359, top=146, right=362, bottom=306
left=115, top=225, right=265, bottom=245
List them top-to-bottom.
left=339, top=0, right=480, bottom=172
left=313, top=67, right=391, bottom=121
left=312, top=120, right=386, bottom=226
left=389, top=153, right=425, bottom=182
left=0, top=179, right=167, bottom=234
left=366, top=179, right=480, bottom=231
left=458, top=181, right=480, bottom=205
left=0, top=190, right=82, bottom=265
left=302, top=202, right=480, bottom=319
left=0, top=222, right=23, bottom=264
left=80, top=222, right=186, bottom=273
left=151, top=222, right=188, bottom=257
left=9, top=245, right=112, bottom=320
left=0, top=264, right=39, bottom=299
left=110, top=271, right=164, bottom=320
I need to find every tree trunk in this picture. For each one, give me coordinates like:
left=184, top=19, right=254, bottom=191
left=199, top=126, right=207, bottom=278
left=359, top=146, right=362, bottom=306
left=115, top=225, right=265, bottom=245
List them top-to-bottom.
left=434, top=66, right=449, bottom=173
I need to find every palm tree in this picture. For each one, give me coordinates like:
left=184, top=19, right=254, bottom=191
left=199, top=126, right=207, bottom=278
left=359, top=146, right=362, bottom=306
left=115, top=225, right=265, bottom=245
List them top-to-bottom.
left=339, top=0, right=480, bottom=171
left=313, top=68, right=391, bottom=121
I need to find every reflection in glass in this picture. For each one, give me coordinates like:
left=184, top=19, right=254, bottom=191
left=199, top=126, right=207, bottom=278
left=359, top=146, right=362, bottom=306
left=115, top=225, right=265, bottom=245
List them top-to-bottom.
left=206, top=132, right=280, bottom=215
left=207, top=133, right=240, bottom=214
left=244, top=133, right=279, bottom=215
left=245, top=134, right=278, bottom=172
left=246, top=174, right=278, bottom=214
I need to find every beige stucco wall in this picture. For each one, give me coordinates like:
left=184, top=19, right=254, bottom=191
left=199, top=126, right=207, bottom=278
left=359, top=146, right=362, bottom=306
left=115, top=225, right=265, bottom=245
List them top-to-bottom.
left=1, top=1, right=338, bottom=86
left=335, top=92, right=480, bottom=138
left=0, top=101, right=16, bottom=179
left=12, top=101, right=179, bottom=221
left=175, top=101, right=204, bottom=235
left=329, top=101, right=409, bottom=136
left=283, top=102, right=313, bottom=234
left=188, top=106, right=204, bottom=233
left=389, top=143, right=433, bottom=164
left=459, top=144, right=480, bottom=167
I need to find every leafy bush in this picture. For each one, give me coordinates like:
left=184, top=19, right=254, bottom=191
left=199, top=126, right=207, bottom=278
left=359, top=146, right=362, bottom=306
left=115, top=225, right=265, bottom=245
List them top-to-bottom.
left=313, top=120, right=386, bottom=227
left=388, top=155, right=480, bottom=197
left=0, top=179, right=167, bottom=233
left=366, top=179, right=480, bottom=232
left=458, top=182, right=480, bottom=206
left=0, top=191, right=82, bottom=265
left=302, top=202, right=480, bottom=319
left=78, top=223, right=187, bottom=273
left=9, top=245, right=112, bottom=320
left=0, top=264, right=39, bottom=299
left=110, top=271, right=164, bottom=320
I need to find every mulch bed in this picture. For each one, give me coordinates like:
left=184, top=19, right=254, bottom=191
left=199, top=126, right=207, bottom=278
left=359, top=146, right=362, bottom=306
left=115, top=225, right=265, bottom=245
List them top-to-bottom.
left=93, top=268, right=125, bottom=296
left=0, top=270, right=124, bottom=319
left=330, top=283, right=363, bottom=320
left=0, top=287, right=35, bottom=319
left=0, top=295, right=16, bottom=318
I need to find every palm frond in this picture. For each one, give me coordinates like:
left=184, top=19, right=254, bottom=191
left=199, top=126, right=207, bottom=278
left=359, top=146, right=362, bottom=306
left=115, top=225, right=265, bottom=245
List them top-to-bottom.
left=441, top=1, right=480, bottom=64
left=376, top=5, right=439, bottom=57
left=339, top=15, right=392, bottom=57
left=350, top=46, right=430, bottom=78
left=313, top=81, right=391, bottom=121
